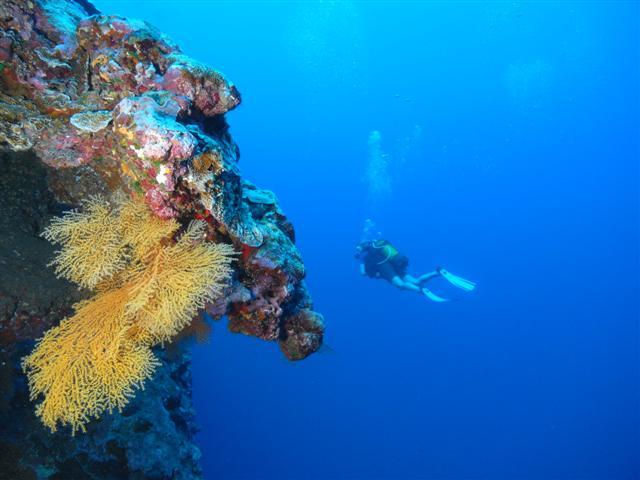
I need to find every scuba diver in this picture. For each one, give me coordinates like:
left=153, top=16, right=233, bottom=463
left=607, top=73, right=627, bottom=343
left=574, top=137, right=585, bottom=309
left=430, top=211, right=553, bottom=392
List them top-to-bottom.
left=354, top=237, right=476, bottom=302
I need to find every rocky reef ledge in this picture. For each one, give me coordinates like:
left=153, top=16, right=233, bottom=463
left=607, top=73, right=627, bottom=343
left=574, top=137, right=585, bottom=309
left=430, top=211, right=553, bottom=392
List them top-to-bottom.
left=0, top=0, right=323, bottom=478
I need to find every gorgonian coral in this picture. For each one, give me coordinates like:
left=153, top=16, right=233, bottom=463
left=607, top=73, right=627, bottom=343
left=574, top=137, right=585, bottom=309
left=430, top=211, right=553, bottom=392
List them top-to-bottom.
left=23, top=195, right=235, bottom=434
left=41, top=197, right=130, bottom=289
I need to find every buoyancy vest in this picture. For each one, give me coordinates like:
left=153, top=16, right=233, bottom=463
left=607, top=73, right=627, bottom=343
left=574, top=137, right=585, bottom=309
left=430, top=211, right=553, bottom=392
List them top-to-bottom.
left=371, top=240, right=399, bottom=265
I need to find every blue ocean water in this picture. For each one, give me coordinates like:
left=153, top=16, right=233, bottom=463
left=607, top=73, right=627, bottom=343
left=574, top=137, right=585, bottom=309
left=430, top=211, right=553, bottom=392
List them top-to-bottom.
left=98, top=2, right=639, bottom=479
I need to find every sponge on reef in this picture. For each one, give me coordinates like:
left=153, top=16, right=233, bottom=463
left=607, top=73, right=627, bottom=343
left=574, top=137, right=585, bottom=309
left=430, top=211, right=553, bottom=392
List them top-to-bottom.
left=23, top=195, right=235, bottom=434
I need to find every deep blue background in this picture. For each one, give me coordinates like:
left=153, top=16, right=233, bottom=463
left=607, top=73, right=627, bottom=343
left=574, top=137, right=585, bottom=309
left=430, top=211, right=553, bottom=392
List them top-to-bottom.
left=99, top=2, right=639, bottom=478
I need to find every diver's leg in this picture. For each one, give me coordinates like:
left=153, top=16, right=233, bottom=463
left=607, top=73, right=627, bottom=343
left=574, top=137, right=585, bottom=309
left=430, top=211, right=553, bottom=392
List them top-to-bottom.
left=416, top=271, right=440, bottom=285
left=403, top=274, right=420, bottom=285
left=391, top=276, right=422, bottom=293
left=394, top=276, right=449, bottom=300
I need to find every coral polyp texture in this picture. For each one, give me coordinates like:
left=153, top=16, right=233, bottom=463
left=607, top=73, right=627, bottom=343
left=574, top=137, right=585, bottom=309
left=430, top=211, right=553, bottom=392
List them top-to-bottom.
left=1, top=0, right=323, bottom=476
left=23, top=195, right=235, bottom=434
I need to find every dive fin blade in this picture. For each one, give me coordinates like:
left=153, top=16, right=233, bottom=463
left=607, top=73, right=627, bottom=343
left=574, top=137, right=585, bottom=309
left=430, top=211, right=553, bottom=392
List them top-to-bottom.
left=440, top=269, right=476, bottom=292
left=423, top=288, right=449, bottom=302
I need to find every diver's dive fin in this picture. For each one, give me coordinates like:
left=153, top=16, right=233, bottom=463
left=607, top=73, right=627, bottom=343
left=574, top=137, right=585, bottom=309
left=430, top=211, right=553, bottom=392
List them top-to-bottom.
left=439, top=269, right=476, bottom=292
left=422, top=288, right=449, bottom=302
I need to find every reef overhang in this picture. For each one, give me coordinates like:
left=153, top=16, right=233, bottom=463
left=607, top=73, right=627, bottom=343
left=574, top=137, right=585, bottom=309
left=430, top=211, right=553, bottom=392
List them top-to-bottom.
left=0, top=0, right=324, bottom=361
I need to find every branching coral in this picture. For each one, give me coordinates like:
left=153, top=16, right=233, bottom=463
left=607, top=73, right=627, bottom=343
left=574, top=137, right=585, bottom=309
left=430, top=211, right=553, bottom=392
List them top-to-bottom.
left=22, top=195, right=235, bottom=434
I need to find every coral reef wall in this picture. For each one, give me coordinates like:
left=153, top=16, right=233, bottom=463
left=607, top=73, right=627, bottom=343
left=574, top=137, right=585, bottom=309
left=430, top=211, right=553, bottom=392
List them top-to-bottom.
left=0, top=0, right=323, bottom=361
left=1, top=0, right=323, bottom=477
left=0, top=149, right=202, bottom=479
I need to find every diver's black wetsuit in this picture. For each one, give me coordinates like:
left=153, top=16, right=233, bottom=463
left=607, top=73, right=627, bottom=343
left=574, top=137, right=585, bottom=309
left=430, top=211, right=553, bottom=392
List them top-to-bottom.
left=357, top=237, right=476, bottom=301
left=361, top=240, right=409, bottom=282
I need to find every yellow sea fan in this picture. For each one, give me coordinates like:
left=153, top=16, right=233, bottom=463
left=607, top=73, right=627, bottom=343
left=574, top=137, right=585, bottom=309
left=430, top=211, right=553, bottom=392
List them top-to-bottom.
left=24, top=195, right=235, bottom=434
left=118, top=195, right=179, bottom=259
left=42, top=197, right=128, bottom=289
left=126, top=221, right=236, bottom=342
left=22, top=285, right=159, bottom=434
